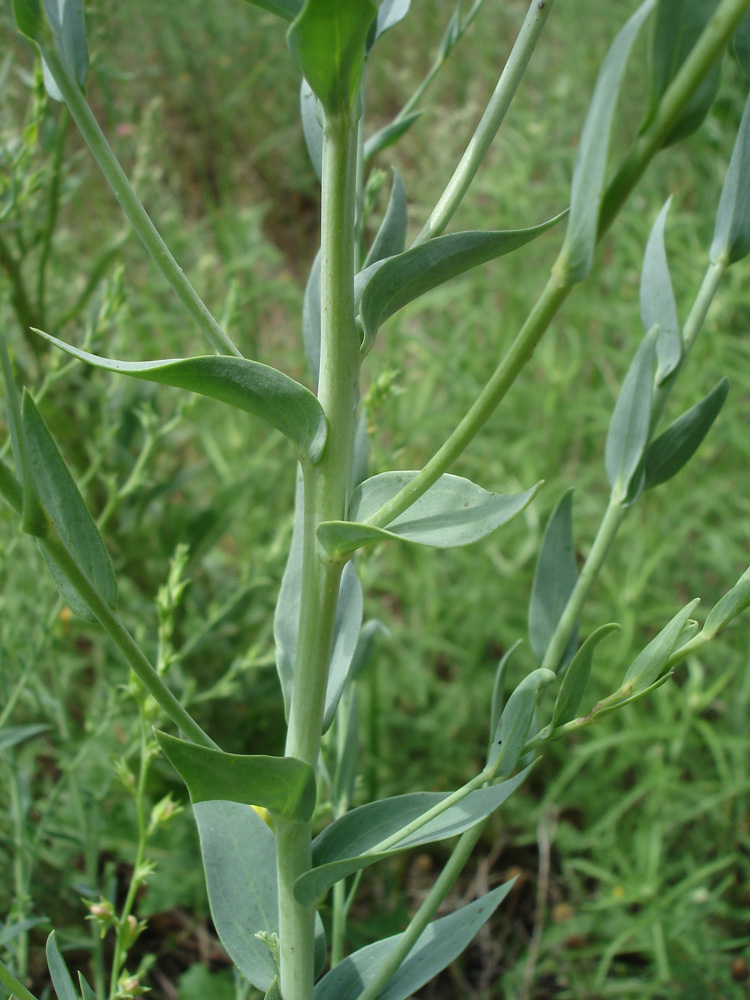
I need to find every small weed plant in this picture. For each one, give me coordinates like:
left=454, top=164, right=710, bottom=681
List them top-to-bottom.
left=2, top=1, right=750, bottom=998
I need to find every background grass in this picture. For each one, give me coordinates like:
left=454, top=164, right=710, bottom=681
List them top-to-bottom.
left=1, top=1, right=749, bottom=997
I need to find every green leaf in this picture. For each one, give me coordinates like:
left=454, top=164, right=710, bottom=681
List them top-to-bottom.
left=12, top=0, right=45, bottom=43
left=40, top=0, right=89, bottom=101
left=240, top=0, right=302, bottom=21
left=287, top=0, right=378, bottom=119
left=366, top=0, right=411, bottom=51
left=558, top=0, right=657, bottom=284
left=644, top=0, right=722, bottom=147
left=734, top=11, right=750, bottom=78
left=300, top=78, right=323, bottom=180
left=711, top=93, right=750, bottom=266
left=363, top=110, right=423, bottom=161
left=364, top=168, right=407, bottom=268
left=641, top=198, right=681, bottom=383
left=359, top=213, right=567, bottom=354
left=302, top=250, right=322, bottom=387
left=604, top=325, right=657, bottom=500
left=35, top=331, right=327, bottom=463
left=0, top=335, right=46, bottom=535
left=644, top=378, right=729, bottom=489
left=22, top=392, right=117, bottom=622
left=0, top=456, right=23, bottom=515
left=274, top=472, right=304, bottom=716
left=317, top=474, right=540, bottom=558
left=528, top=489, right=578, bottom=671
left=322, top=562, right=364, bottom=732
left=703, top=565, right=750, bottom=637
left=622, top=598, right=700, bottom=695
left=551, top=624, right=619, bottom=729
left=488, top=640, right=522, bottom=753
left=489, top=668, right=555, bottom=776
left=333, top=686, right=359, bottom=807
left=0, top=724, right=50, bottom=753
left=155, top=730, right=316, bottom=823
left=296, top=769, right=530, bottom=908
left=193, top=801, right=278, bottom=992
left=313, top=880, right=515, bottom=1000
left=0, top=917, right=48, bottom=948
left=46, top=932, right=77, bottom=1000
left=77, top=973, right=98, bottom=1000
left=264, top=979, right=282, bottom=1000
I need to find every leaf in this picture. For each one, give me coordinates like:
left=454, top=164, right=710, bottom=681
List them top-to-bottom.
left=12, top=0, right=45, bottom=44
left=39, top=0, right=89, bottom=101
left=240, top=0, right=302, bottom=21
left=287, top=0, right=378, bottom=119
left=366, top=0, right=411, bottom=51
left=558, top=0, right=657, bottom=284
left=644, top=0, right=722, bottom=147
left=734, top=11, right=750, bottom=78
left=300, top=78, right=323, bottom=180
left=710, top=92, right=750, bottom=266
left=363, top=110, right=423, bottom=161
left=364, top=168, right=407, bottom=268
left=641, top=198, right=681, bottom=383
left=359, top=212, right=567, bottom=354
left=302, top=250, right=322, bottom=387
left=604, top=325, right=657, bottom=500
left=35, top=331, right=327, bottom=463
left=0, top=335, right=46, bottom=535
left=644, top=378, right=729, bottom=489
left=22, top=392, right=117, bottom=622
left=0, top=457, right=23, bottom=515
left=274, top=472, right=305, bottom=716
left=317, top=474, right=540, bottom=558
left=528, top=489, right=578, bottom=671
left=322, top=562, right=364, bottom=732
left=703, top=565, right=750, bottom=637
left=622, top=599, right=700, bottom=695
left=348, top=619, right=388, bottom=682
left=551, top=624, right=619, bottom=728
left=488, top=640, right=522, bottom=751
left=489, top=668, right=555, bottom=776
left=333, top=686, right=359, bottom=807
left=0, top=724, right=50, bottom=753
left=155, top=731, right=316, bottom=822
left=296, top=769, right=530, bottom=908
left=193, top=801, right=278, bottom=992
left=313, top=880, right=515, bottom=1000
left=0, top=917, right=49, bottom=948
left=46, top=932, right=77, bottom=1000
left=78, top=973, right=98, bottom=1000
left=264, top=979, right=282, bottom=1000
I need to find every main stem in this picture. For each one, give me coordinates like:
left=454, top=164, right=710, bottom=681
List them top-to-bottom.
left=277, top=113, right=361, bottom=1000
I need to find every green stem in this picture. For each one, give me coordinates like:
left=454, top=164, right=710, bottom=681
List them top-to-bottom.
left=414, top=0, right=556, bottom=244
left=40, top=48, right=241, bottom=359
left=36, top=108, right=70, bottom=328
left=0, top=231, right=38, bottom=345
left=354, top=821, right=486, bottom=1000
left=330, top=878, right=347, bottom=968
left=0, top=957, right=39, bottom=1000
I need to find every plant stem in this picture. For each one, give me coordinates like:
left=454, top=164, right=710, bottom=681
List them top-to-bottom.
left=414, top=0, right=556, bottom=244
left=40, top=48, right=242, bottom=359
left=36, top=108, right=70, bottom=329
left=278, top=111, right=361, bottom=1000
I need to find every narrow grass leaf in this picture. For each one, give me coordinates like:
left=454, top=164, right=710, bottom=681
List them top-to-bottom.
left=240, top=0, right=302, bottom=21
left=287, top=0, right=378, bottom=118
left=558, top=0, right=656, bottom=284
left=644, top=0, right=722, bottom=147
left=735, top=11, right=750, bottom=78
left=300, top=79, right=323, bottom=180
left=711, top=93, right=750, bottom=266
left=363, top=110, right=423, bottom=161
left=364, top=168, right=407, bottom=267
left=641, top=198, right=681, bottom=383
left=359, top=213, right=566, bottom=353
left=302, top=250, right=322, bottom=386
left=605, top=326, right=657, bottom=499
left=35, top=331, right=327, bottom=463
left=644, top=378, right=729, bottom=489
left=22, top=392, right=117, bottom=622
left=528, top=489, right=578, bottom=670
left=322, top=562, right=364, bottom=732
left=703, top=566, right=750, bottom=637
left=622, top=598, right=700, bottom=694
left=551, top=624, right=619, bottom=729
left=489, top=640, right=522, bottom=750
left=489, top=668, right=555, bottom=776
left=0, top=724, right=50, bottom=753
left=155, top=731, right=316, bottom=822
left=193, top=801, right=278, bottom=992
left=313, top=881, right=514, bottom=1000
left=46, top=932, right=77, bottom=1000
left=77, top=973, right=97, bottom=1000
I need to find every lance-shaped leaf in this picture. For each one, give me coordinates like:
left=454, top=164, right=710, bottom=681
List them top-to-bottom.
left=13, top=0, right=45, bottom=43
left=14, top=0, right=89, bottom=102
left=240, top=0, right=302, bottom=21
left=287, top=0, right=378, bottom=119
left=366, top=0, right=411, bottom=51
left=558, top=0, right=656, bottom=285
left=644, top=0, right=722, bottom=147
left=735, top=11, right=750, bottom=78
left=300, top=78, right=323, bottom=180
left=710, top=92, right=750, bottom=266
left=364, top=110, right=423, bottom=161
left=364, top=168, right=407, bottom=268
left=641, top=198, right=681, bottom=383
left=359, top=212, right=566, bottom=353
left=302, top=250, right=322, bottom=387
left=605, top=325, right=657, bottom=500
left=35, top=331, right=327, bottom=463
left=0, top=336, right=46, bottom=535
left=644, top=378, right=729, bottom=489
left=22, top=392, right=117, bottom=622
left=0, top=457, right=23, bottom=515
left=274, top=473, right=305, bottom=715
left=317, top=474, right=540, bottom=558
left=528, top=489, right=578, bottom=671
left=322, top=562, right=364, bottom=732
left=703, top=565, right=750, bottom=637
left=621, top=598, right=700, bottom=696
left=551, top=624, right=619, bottom=729
left=488, top=640, right=522, bottom=753
left=489, top=668, right=555, bottom=776
left=0, top=724, right=50, bottom=753
left=155, top=730, right=316, bottom=822
left=296, top=768, right=530, bottom=908
left=313, top=880, right=515, bottom=1000
left=46, top=933, right=77, bottom=1000
left=78, top=973, right=98, bottom=1000
left=264, top=980, right=282, bottom=1000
